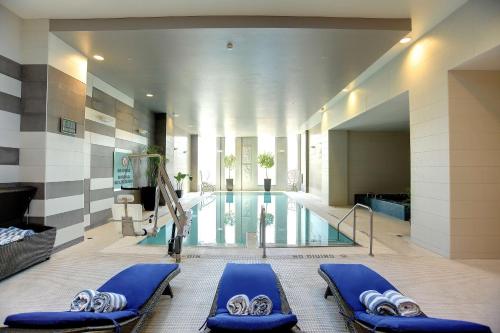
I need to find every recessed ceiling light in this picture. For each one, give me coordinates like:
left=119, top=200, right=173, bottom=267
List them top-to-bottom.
left=399, top=37, right=412, bottom=44
left=226, top=42, right=234, bottom=50
left=93, top=54, right=104, bottom=61
left=146, top=93, right=154, bottom=97
left=320, top=106, right=326, bottom=112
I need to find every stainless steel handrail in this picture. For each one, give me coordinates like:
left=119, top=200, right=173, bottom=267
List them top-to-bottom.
left=126, top=153, right=189, bottom=262
left=336, top=203, right=374, bottom=256
left=260, top=205, right=266, bottom=258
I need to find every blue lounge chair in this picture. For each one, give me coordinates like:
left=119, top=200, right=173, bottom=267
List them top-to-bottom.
left=2, top=263, right=180, bottom=332
left=205, top=263, right=298, bottom=332
left=318, top=264, right=492, bottom=333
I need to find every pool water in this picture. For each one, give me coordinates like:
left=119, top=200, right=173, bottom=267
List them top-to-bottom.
left=140, top=192, right=353, bottom=247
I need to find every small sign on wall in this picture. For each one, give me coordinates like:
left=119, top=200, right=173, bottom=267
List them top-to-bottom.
left=60, top=118, right=77, bottom=136
left=114, top=151, right=134, bottom=190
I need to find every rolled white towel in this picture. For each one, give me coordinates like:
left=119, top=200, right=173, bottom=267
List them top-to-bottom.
left=70, top=289, right=98, bottom=312
left=359, top=290, right=398, bottom=316
left=383, top=290, right=421, bottom=317
left=93, top=292, right=127, bottom=313
left=226, top=294, right=250, bottom=316
left=249, top=295, right=273, bottom=316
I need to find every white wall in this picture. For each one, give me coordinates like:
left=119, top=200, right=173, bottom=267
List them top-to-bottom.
left=305, top=0, right=500, bottom=257
left=0, top=5, right=22, bottom=63
left=448, top=70, right=500, bottom=258
left=308, top=123, right=323, bottom=197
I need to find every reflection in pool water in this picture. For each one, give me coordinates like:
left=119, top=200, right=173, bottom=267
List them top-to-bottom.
left=140, top=192, right=353, bottom=247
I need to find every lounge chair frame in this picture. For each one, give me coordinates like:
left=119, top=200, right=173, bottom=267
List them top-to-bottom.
left=1, top=267, right=180, bottom=333
left=318, top=268, right=428, bottom=333
left=205, top=270, right=300, bottom=332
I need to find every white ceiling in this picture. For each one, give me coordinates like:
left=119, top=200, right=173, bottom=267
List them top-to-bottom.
left=0, top=0, right=439, bottom=19
left=1, top=0, right=467, bottom=136
left=54, top=26, right=406, bottom=136
left=334, top=92, right=409, bottom=131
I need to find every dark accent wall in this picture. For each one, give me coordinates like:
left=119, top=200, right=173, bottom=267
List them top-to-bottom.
left=20, top=65, right=47, bottom=132
left=46, top=66, right=86, bottom=138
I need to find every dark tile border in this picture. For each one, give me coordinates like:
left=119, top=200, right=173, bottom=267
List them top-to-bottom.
left=0, top=54, right=21, bottom=80
left=0, top=91, right=21, bottom=114
left=0, top=147, right=19, bottom=165
left=45, top=180, right=83, bottom=199
left=90, top=187, right=114, bottom=201
left=45, top=208, right=84, bottom=229
left=86, top=208, right=112, bottom=230
left=52, top=236, right=84, bottom=253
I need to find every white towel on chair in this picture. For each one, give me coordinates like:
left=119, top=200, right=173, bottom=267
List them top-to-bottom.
left=70, top=289, right=98, bottom=312
left=359, top=290, right=398, bottom=316
left=383, top=290, right=421, bottom=317
left=93, top=292, right=127, bottom=313
left=227, top=294, right=250, bottom=316
left=249, top=295, right=273, bottom=316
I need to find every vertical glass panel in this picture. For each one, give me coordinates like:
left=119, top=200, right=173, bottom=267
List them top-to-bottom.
left=198, top=135, right=217, bottom=186
left=224, top=136, right=236, bottom=180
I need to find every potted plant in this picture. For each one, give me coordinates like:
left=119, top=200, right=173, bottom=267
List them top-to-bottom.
left=141, top=145, right=167, bottom=211
left=257, top=152, right=274, bottom=192
left=224, top=154, right=236, bottom=191
left=174, top=172, right=192, bottom=198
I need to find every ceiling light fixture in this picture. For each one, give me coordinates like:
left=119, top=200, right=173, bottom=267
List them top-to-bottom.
left=399, top=36, right=412, bottom=44
left=226, top=42, right=234, bottom=50
left=93, top=54, right=104, bottom=61
left=342, top=88, right=349, bottom=92
left=146, top=93, right=154, bottom=97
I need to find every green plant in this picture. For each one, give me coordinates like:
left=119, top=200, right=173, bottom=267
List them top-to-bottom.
left=144, top=145, right=166, bottom=187
left=257, top=152, right=275, bottom=179
left=224, top=154, right=236, bottom=179
left=174, top=172, right=192, bottom=191
left=224, top=210, right=235, bottom=226
left=265, top=212, right=274, bottom=225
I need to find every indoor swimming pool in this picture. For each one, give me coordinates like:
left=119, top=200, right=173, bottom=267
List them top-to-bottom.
left=140, top=192, right=353, bottom=248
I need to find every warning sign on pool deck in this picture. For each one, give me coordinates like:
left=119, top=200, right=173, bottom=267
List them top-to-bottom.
left=113, top=151, right=133, bottom=190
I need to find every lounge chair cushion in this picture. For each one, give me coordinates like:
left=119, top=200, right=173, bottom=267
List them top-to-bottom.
left=4, top=263, right=179, bottom=329
left=98, top=263, right=179, bottom=311
left=207, top=263, right=298, bottom=331
left=214, top=263, right=283, bottom=314
left=319, top=263, right=396, bottom=312
left=320, top=264, right=492, bottom=333
left=4, top=311, right=137, bottom=329
left=355, top=311, right=492, bottom=333
left=207, top=313, right=298, bottom=331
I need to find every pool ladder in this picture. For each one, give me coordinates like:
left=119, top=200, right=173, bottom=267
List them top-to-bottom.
left=260, top=203, right=374, bottom=257
left=336, top=203, right=374, bottom=256
left=260, top=205, right=267, bottom=258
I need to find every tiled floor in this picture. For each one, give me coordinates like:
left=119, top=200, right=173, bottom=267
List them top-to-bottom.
left=1, top=192, right=499, bottom=332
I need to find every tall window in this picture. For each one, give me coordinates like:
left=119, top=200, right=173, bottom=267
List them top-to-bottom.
left=198, top=135, right=216, bottom=187
left=287, top=135, right=298, bottom=172
left=224, top=136, right=235, bottom=180
left=257, top=136, right=276, bottom=185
